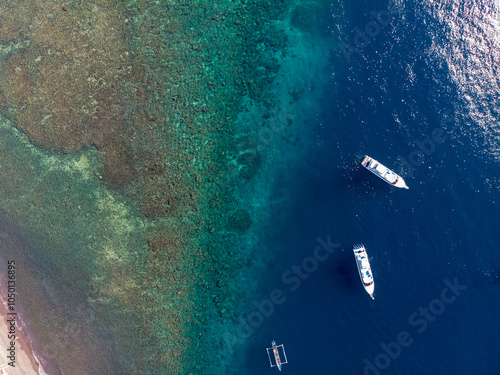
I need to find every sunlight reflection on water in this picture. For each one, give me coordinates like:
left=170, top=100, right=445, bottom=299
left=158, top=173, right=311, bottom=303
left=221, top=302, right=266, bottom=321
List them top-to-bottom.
left=425, top=0, right=500, bottom=160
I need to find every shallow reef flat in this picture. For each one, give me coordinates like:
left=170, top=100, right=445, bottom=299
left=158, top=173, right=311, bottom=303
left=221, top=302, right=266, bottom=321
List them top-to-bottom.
left=0, top=0, right=295, bottom=373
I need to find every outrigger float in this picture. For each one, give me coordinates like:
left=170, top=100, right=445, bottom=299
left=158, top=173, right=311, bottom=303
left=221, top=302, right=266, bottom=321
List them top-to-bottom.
left=361, top=155, right=409, bottom=189
left=266, top=340, right=288, bottom=371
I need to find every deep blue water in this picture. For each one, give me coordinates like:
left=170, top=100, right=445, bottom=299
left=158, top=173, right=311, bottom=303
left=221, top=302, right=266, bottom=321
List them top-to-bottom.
left=239, top=0, right=500, bottom=374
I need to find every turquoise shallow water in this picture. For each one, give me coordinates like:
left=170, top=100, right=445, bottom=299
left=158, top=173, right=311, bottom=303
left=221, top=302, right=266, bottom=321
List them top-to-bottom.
left=232, top=0, right=500, bottom=374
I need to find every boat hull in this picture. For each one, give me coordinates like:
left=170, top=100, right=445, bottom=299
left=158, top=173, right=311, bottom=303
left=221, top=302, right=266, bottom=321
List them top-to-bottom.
left=361, top=155, right=409, bottom=189
left=353, top=244, right=375, bottom=299
left=267, top=340, right=287, bottom=371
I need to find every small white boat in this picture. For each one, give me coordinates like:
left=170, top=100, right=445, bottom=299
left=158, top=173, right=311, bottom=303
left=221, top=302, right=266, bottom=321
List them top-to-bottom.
left=361, top=155, right=409, bottom=189
left=353, top=244, right=375, bottom=299
left=266, top=340, right=288, bottom=371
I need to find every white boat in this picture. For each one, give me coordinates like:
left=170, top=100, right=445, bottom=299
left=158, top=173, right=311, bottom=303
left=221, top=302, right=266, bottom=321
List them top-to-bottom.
left=361, top=155, right=409, bottom=189
left=353, top=244, right=375, bottom=299
left=266, top=341, right=288, bottom=371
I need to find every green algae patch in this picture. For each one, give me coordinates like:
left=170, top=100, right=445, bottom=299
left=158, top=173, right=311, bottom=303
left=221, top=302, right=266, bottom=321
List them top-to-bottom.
left=0, top=115, right=149, bottom=369
left=0, top=116, right=99, bottom=284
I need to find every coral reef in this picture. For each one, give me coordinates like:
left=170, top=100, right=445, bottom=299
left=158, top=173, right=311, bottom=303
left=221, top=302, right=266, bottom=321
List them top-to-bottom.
left=0, top=0, right=291, bottom=373
left=0, top=0, right=131, bottom=153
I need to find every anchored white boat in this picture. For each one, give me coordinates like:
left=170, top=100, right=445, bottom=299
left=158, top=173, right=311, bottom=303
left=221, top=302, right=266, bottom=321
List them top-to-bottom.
left=361, top=155, right=409, bottom=189
left=353, top=244, right=375, bottom=299
left=266, top=340, right=288, bottom=371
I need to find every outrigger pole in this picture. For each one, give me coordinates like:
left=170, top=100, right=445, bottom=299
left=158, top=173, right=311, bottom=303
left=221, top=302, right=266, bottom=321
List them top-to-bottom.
left=281, top=344, right=288, bottom=365
left=266, top=348, right=274, bottom=368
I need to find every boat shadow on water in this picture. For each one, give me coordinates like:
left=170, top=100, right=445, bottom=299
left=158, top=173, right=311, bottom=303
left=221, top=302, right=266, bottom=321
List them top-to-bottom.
left=333, top=166, right=392, bottom=196
left=329, top=253, right=361, bottom=294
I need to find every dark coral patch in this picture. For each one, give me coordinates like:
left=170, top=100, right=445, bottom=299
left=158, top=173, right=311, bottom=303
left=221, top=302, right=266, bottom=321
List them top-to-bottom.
left=226, top=209, right=252, bottom=233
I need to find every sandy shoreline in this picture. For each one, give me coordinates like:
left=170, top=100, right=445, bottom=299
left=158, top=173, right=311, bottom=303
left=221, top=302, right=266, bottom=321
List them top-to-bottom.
left=0, top=305, right=41, bottom=375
